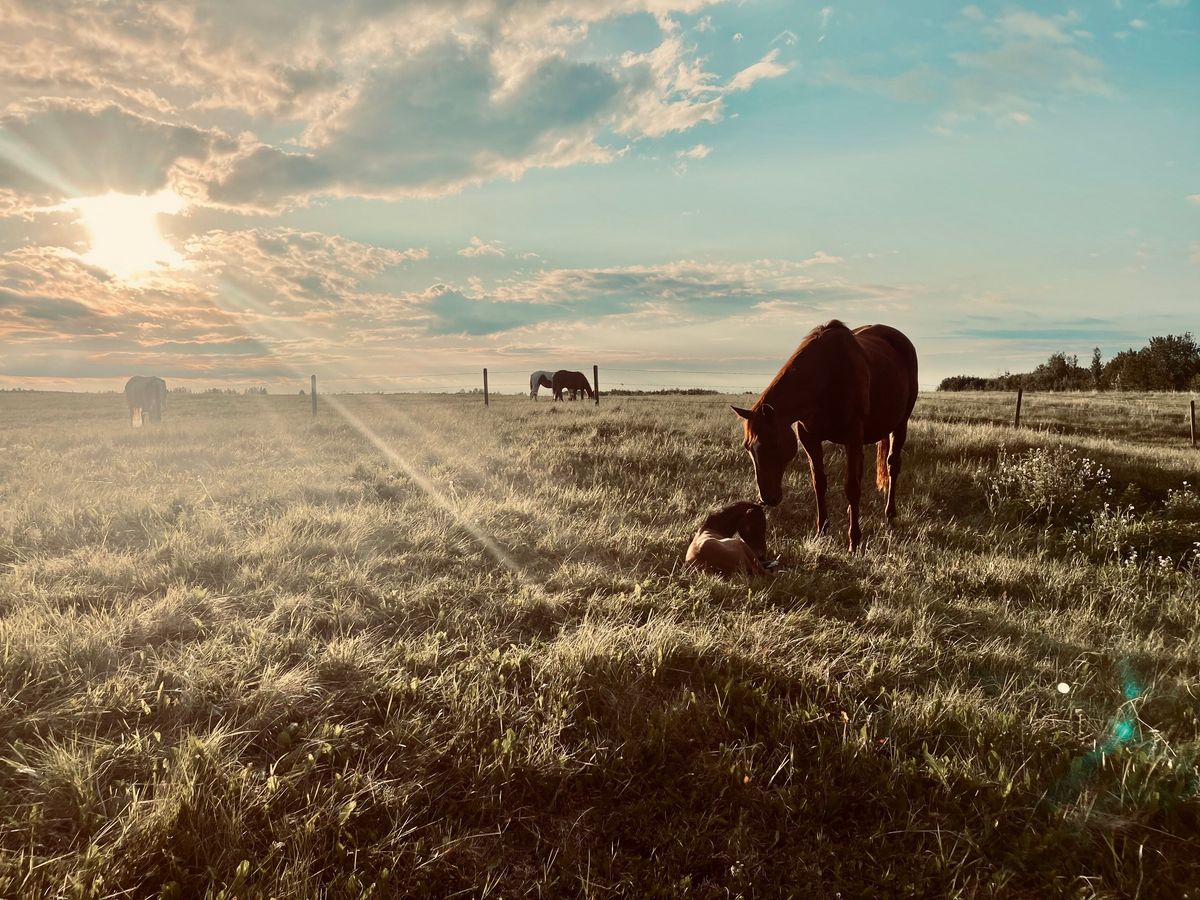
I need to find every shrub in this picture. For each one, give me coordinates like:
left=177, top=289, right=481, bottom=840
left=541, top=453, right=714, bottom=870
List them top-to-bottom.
left=988, top=447, right=1112, bottom=523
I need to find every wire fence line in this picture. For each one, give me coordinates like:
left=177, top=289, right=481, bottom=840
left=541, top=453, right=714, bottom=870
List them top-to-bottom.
left=312, top=366, right=774, bottom=392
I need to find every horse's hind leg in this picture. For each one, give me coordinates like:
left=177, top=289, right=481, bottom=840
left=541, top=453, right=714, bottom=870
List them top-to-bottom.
left=885, top=423, right=908, bottom=523
left=844, top=426, right=865, bottom=552
left=799, top=431, right=829, bottom=538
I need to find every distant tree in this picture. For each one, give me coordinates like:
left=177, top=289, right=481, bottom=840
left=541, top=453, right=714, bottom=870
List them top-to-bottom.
left=1144, top=333, right=1200, bottom=391
left=1090, top=347, right=1103, bottom=390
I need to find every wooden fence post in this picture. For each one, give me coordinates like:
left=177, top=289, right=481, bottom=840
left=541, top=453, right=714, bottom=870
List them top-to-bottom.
left=593, top=364, right=600, bottom=406
left=483, top=368, right=489, bottom=406
left=311, top=374, right=317, bottom=417
left=1014, top=387, right=1023, bottom=428
left=1191, top=399, right=1196, bottom=448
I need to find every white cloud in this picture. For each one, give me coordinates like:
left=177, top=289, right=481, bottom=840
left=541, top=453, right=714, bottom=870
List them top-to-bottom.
left=0, top=1, right=803, bottom=214
left=962, top=5, right=985, bottom=22
left=994, top=10, right=1080, bottom=44
left=1129, top=18, right=1148, bottom=28
left=772, top=30, right=798, bottom=47
left=732, top=32, right=744, bottom=41
left=726, top=49, right=792, bottom=93
left=676, top=144, right=712, bottom=160
left=1187, top=194, right=1200, bottom=205
left=458, top=237, right=506, bottom=258
left=798, top=250, right=844, bottom=267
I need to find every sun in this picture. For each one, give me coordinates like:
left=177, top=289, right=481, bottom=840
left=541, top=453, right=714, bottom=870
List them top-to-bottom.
left=68, top=190, right=185, bottom=279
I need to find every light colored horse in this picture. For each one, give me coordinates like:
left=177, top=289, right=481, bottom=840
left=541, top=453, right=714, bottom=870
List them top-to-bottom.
left=529, top=370, right=555, bottom=400
left=124, top=376, right=167, bottom=425
left=685, top=501, right=771, bottom=578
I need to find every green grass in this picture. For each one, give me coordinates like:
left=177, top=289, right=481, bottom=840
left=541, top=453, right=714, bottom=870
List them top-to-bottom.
left=1, top=390, right=1198, bottom=898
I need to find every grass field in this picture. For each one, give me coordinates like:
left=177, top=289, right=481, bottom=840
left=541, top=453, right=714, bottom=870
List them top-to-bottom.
left=1, top=389, right=1199, bottom=898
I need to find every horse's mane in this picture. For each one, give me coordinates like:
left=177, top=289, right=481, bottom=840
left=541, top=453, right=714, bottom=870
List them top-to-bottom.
left=753, top=319, right=850, bottom=411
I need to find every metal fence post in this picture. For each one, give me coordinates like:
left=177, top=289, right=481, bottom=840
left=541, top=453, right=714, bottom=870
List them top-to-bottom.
left=593, top=364, right=600, bottom=406
left=483, top=368, right=489, bottom=406
left=311, top=375, right=317, bottom=417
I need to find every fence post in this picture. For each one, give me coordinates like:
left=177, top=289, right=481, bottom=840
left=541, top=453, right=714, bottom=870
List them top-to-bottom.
left=593, top=364, right=600, bottom=406
left=483, top=368, right=489, bottom=406
left=311, top=374, right=317, bottom=417
left=1014, top=387, right=1023, bottom=428
left=1191, top=399, right=1196, bottom=448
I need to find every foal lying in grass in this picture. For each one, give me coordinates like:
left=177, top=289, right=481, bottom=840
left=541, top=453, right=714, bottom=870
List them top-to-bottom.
left=685, top=500, right=774, bottom=577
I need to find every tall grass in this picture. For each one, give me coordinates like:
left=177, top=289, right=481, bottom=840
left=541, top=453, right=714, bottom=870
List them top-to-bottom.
left=1, top=391, right=1198, bottom=897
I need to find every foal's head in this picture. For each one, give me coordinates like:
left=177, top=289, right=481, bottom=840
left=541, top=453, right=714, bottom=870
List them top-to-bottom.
left=731, top=404, right=797, bottom=507
left=700, top=501, right=768, bottom=560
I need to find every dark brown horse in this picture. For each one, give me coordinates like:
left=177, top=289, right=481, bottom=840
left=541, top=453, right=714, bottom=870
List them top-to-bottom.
left=732, top=320, right=918, bottom=551
left=552, top=370, right=594, bottom=402
left=124, top=375, right=167, bottom=425
left=685, top=500, right=770, bottom=577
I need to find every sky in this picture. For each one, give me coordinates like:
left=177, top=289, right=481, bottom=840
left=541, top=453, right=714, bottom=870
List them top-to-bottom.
left=0, top=0, right=1196, bottom=394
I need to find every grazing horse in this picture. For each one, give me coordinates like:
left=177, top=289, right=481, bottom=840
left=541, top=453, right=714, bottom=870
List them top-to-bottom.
left=732, top=320, right=918, bottom=552
left=529, top=370, right=555, bottom=400
left=552, top=370, right=594, bottom=402
left=124, top=375, right=167, bottom=425
left=685, top=501, right=770, bottom=577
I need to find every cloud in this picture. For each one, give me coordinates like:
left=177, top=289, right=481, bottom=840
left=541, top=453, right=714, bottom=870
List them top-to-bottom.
left=0, top=1, right=806, bottom=214
left=823, top=7, right=1108, bottom=131
left=941, top=8, right=1108, bottom=129
left=993, top=10, right=1080, bottom=44
left=1129, top=18, right=1148, bottom=29
left=772, top=30, right=798, bottom=47
left=732, top=32, right=744, bottom=42
left=726, top=49, right=792, bottom=93
left=0, top=101, right=235, bottom=206
left=676, top=144, right=712, bottom=160
left=1187, top=194, right=1200, bottom=205
left=458, top=237, right=506, bottom=258
left=798, top=250, right=844, bottom=267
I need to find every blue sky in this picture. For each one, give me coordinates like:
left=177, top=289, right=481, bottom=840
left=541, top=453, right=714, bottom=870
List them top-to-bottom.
left=0, top=0, right=1196, bottom=392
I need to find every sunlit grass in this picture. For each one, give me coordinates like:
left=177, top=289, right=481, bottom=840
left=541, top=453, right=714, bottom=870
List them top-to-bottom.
left=0, top=390, right=1198, bottom=896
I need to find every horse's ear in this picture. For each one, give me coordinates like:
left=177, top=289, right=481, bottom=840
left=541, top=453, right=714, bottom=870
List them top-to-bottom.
left=760, top=403, right=775, bottom=420
left=730, top=405, right=752, bottom=420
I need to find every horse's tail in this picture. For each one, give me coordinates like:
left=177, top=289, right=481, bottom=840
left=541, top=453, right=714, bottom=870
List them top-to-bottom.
left=875, top=439, right=889, bottom=492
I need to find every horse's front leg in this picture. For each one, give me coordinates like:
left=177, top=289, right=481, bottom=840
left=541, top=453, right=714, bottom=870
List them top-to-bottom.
left=885, top=423, right=908, bottom=523
left=845, top=426, right=865, bottom=552
left=799, top=431, right=828, bottom=538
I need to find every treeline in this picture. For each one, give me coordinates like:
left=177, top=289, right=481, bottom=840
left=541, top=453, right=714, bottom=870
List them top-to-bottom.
left=938, top=333, right=1200, bottom=392
left=171, top=386, right=270, bottom=395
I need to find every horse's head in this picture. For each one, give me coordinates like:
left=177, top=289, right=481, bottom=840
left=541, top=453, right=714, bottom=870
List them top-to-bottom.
left=732, top=404, right=797, bottom=507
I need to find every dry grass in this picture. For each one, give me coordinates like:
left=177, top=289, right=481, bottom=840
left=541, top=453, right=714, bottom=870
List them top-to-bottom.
left=1, top=390, right=1198, bottom=898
